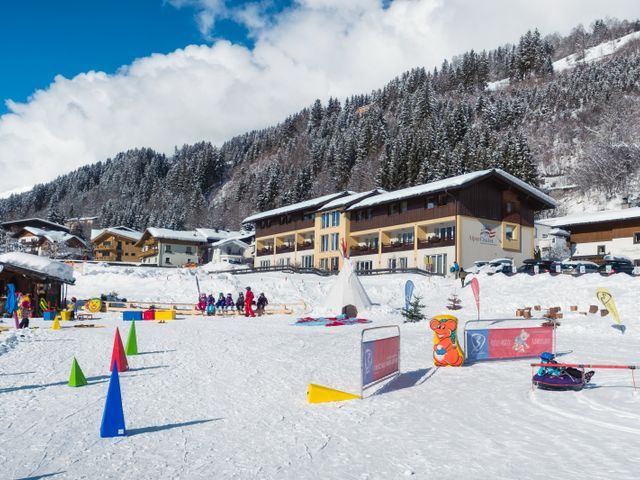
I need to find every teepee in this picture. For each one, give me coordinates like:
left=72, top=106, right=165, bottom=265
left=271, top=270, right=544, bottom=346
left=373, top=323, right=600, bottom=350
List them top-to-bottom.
left=325, top=241, right=373, bottom=314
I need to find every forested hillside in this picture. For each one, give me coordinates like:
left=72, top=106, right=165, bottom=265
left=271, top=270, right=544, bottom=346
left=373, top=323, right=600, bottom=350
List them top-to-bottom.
left=2, top=18, right=640, bottom=231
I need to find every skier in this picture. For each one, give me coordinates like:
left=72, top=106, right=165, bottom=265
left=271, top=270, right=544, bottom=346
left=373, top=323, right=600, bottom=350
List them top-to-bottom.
left=459, top=268, right=468, bottom=287
left=244, top=286, right=256, bottom=317
left=235, top=292, right=245, bottom=313
left=215, top=293, right=226, bottom=310
left=225, top=293, right=235, bottom=311
left=256, top=293, right=269, bottom=316
left=18, top=294, right=31, bottom=329
left=206, top=294, right=215, bottom=316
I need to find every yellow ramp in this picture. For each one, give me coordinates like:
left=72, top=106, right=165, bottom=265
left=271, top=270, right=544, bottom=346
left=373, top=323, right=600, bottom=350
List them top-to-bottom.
left=307, top=383, right=361, bottom=404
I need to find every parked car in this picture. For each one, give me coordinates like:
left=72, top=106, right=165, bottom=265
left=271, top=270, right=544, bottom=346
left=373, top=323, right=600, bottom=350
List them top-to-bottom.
left=598, top=257, right=636, bottom=276
left=485, top=258, right=515, bottom=275
left=517, top=259, right=557, bottom=275
left=463, top=260, right=490, bottom=274
left=559, top=261, right=600, bottom=275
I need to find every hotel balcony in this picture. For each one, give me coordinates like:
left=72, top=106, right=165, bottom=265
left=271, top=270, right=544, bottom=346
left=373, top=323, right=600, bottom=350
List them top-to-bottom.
left=417, top=237, right=455, bottom=249
left=296, top=241, right=314, bottom=251
left=381, top=242, right=414, bottom=253
left=275, top=244, right=295, bottom=254
left=351, top=245, right=379, bottom=257
left=139, top=247, right=158, bottom=258
left=257, top=247, right=274, bottom=257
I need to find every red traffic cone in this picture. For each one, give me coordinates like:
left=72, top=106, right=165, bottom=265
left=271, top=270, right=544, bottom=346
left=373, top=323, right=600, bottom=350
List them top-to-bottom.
left=110, top=327, right=129, bottom=372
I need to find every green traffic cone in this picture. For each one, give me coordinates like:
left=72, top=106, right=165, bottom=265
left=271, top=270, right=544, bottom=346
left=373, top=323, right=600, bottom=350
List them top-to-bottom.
left=125, top=320, right=138, bottom=356
left=68, top=357, right=88, bottom=387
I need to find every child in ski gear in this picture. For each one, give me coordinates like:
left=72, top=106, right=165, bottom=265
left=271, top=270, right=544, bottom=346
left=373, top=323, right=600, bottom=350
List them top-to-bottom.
left=244, top=287, right=255, bottom=317
left=235, top=292, right=244, bottom=312
left=215, top=293, right=226, bottom=309
left=225, top=293, right=235, bottom=310
left=256, top=293, right=268, bottom=316
left=18, top=294, right=31, bottom=329
left=197, top=294, right=207, bottom=312
left=206, top=294, right=215, bottom=316
left=537, top=352, right=594, bottom=383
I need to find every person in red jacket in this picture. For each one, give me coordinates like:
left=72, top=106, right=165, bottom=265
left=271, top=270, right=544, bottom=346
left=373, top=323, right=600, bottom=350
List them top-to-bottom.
left=244, top=286, right=256, bottom=317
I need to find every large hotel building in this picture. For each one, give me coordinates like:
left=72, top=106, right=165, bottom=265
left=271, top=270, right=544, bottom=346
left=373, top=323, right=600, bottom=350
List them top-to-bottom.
left=243, top=169, right=556, bottom=274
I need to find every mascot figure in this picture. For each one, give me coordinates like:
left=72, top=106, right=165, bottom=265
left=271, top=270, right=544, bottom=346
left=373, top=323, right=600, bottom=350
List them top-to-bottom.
left=430, top=314, right=464, bottom=367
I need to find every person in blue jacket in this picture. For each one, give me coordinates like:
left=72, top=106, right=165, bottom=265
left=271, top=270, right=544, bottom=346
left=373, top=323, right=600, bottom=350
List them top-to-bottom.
left=215, top=293, right=226, bottom=309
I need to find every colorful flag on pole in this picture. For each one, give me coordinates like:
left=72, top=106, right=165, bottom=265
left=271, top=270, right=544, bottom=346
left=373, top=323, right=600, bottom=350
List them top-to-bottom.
left=471, top=277, right=480, bottom=319
left=404, top=280, right=414, bottom=311
left=596, top=287, right=625, bottom=333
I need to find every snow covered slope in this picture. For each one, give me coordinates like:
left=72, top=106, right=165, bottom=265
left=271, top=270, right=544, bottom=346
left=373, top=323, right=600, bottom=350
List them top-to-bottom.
left=487, top=30, right=640, bottom=91
left=1, top=266, right=639, bottom=479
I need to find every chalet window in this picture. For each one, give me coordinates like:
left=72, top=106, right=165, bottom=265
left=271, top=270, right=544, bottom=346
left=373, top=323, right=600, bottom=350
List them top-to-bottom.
left=438, top=194, right=448, bottom=206
left=426, top=198, right=436, bottom=209
left=400, top=201, right=408, bottom=213
left=505, top=202, right=513, bottom=214
left=388, top=203, right=398, bottom=215
left=366, top=209, right=373, bottom=219
left=331, top=211, right=340, bottom=227
left=355, top=211, right=363, bottom=222
left=303, top=212, right=314, bottom=221
left=279, top=215, right=286, bottom=225
left=505, top=224, right=517, bottom=241
left=634, top=233, right=640, bottom=244
left=104, top=241, right=111, bottom=247
left=165, top=245, right=172, bottom=253
left=597, top=245, right=606, bottom=255
left=186, top=247, right=193, bottom=254
left=165, top=257, right=171, bottom=264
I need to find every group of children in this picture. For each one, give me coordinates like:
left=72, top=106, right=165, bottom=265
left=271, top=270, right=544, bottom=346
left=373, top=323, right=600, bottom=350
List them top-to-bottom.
left=196, top=286, right=268, bottom=317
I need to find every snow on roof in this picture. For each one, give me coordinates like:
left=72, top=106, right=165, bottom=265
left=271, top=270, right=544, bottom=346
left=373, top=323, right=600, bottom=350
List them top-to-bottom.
left=347, top=169, right=555, bottom=210
left=318, top=189, right=386, bottom=211
left=242, top=191, right=351, bottom=223
left=543, top=207, right=640, bottom=228
left=1, top=217, right=69, bottom=232
left=21, top=227, right=87, bottom=247
left=91, top=227, right=142, bottom=242
left=143, top=228, right=208, bottom=243
left=195, top=228, right=238, bottom=241
left=549, top=228, right=570, bottom=237
left=210, top=238, right=250, bottom=249
left=0, top=252, right=75, bottom=283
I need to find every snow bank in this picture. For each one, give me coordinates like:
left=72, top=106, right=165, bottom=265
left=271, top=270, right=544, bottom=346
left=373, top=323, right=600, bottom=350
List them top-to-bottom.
left=0, top=252, right=75, bottom=283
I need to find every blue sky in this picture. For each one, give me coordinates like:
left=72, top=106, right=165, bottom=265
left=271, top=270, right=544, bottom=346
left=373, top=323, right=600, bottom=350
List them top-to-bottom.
left=0, top=0, right=291, bottom=113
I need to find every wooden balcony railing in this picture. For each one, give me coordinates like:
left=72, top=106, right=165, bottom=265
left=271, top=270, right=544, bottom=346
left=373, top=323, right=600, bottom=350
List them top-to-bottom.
left=417, top=237, right=455, bottom=249
left=297, top=242, right=314, bottom=251
left=381, top=242, right=414, bottom=253
left=276, top=244, right=295, bottom=254
left=350, top=245, right=379, bottom=257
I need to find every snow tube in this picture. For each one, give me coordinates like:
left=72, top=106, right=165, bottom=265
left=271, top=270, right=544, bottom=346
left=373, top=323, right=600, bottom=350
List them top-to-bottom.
left=532, top=373, right=585, bottom=391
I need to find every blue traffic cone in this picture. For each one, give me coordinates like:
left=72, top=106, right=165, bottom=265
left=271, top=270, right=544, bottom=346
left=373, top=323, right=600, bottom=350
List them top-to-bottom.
left=100, top=367, right=126, bottom=437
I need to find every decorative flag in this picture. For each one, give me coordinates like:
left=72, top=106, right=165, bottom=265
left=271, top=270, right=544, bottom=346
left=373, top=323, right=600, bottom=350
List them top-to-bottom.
left=471, top=277, right=480, bottom=320
left=404, top=280, right=415, bottom=311
left=596, top=288, right=625, bottom=333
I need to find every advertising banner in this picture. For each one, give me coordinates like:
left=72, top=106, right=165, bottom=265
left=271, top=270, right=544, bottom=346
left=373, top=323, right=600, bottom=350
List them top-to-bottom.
left=470, top=277, right=480, bottom=318
left=465, top=326, right=554, bottom=362
left=362, top=335, right=400, bottom=388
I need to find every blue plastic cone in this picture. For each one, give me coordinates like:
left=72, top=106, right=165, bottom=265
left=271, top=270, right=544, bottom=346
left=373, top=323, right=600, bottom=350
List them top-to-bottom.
left=100, top=367, right=126, bottom=438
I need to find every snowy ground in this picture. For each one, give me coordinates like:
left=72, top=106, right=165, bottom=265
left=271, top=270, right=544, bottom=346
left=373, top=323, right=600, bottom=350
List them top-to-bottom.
left=1, top=264, right=639, bottom=479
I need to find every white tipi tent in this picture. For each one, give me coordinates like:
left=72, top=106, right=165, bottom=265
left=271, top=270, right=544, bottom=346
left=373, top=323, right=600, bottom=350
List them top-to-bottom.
left=325, top=255, right=373, bottom=314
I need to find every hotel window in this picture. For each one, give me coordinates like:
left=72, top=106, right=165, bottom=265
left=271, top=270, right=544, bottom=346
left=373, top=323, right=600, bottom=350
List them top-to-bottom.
left=426, top=198, right=436, bottom=209
left=400, top=201, right=408, bottom=213
left=388, top=203, right=398, bottom=215
left=331, top=211, right=340, bottom=227
left=303, top=212, right=314, bottom=221
left=321, top=212, right=330, bottom=228
left=505, top=224, right=517, bottom=241
left=439, top=226, right=455, bottom=240
left=400, top=232, right=414, bottom=244
left=330, top=233, right=340, bottom=251
left=634, top=233, right=640, bottom=244
left=320, top=235, right=329, bottom=252
left=165, top=245, right=172, bottom=253
left=597, top=245, right=606, bottom=255
left=186, top=247, right=193, bottom=254
left=429, top=253, right=447, bottom=275
left=301, top=255, right=314, bottom=268
left=330, top=257, right=339, bottom=271
left=399, top=257, right=408, bottom=269
left=320, top=258, right=329, bottom=270
left=388, top=258, right=397, bottom=270
left=259, top=260, right=271, bottom=268
left=356, top=260, right=373, bottom=272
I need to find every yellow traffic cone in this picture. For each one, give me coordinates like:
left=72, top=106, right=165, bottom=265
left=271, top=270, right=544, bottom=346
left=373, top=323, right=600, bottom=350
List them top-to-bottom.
left=52, top=316, right=61, bottom=330
left=307, top=383, right=361, bottom=404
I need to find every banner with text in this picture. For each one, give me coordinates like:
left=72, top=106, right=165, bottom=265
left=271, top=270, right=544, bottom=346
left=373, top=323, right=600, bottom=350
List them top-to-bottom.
left=465, top=326, right=553, bottom=362
left=362, top=335, right=400, bottom=388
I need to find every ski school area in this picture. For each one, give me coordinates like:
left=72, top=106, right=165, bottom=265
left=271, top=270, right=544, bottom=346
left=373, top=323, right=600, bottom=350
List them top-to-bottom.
left=1, top=258, right=640, bottom=480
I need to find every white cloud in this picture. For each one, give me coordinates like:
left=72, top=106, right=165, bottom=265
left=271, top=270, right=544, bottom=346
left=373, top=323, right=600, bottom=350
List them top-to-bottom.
left=1, top=0, right=640, bottom=193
